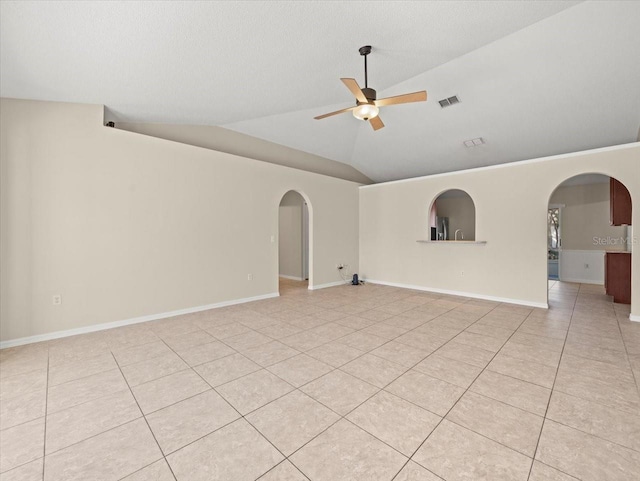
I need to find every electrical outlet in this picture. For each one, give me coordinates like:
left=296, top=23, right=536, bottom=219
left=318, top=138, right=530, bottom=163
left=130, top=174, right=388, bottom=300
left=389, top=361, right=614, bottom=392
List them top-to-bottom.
left=270, top=235, right=275, bottom=243
left=584, top=263, right=590, bottom=269
left=247, top=274, right=253, bottom=281
left=52, top=295, right=62, bottom=305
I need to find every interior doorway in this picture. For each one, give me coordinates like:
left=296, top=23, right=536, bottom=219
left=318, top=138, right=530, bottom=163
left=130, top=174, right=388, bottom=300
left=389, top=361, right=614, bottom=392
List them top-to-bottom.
left=546, top=173, right=632, bottom=305
left=278, top=190, right=310, bottom=289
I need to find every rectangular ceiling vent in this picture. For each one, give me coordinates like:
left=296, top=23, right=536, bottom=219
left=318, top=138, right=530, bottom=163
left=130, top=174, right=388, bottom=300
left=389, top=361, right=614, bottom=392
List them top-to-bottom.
left=439, top=95, right=460, bottom=108
left=464, top=137, right=485, bottom=147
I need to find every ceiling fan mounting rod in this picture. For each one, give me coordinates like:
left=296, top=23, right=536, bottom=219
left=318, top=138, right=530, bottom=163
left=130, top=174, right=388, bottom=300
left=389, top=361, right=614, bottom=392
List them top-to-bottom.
left=359, top=45, right=372, bottom=89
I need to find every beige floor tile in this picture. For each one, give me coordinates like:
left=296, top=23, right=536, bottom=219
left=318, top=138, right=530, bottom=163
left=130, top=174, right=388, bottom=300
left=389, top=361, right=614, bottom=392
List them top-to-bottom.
left=205, top=321, right=251, bottom=339
left=257, top=323, right=303, bottom=340
left=465, top=324, right=514, bottom=341
left=163, top=329, right=214, bottom=351
left=224, top=330, right=272, bottom=351
left=336, top=331, right=387, bottom=351
left=394, top=331, right=448, bottom=351
left=454, top=332, right=505, bottom=353
left=510, top=332, right=565, bottom=352
left=112, top=340, right=173, bottom=367
left=174, top=340, right=235, bottom=366
left=242, top=341, right=300, bottom=367
left=370, top=341, right=430, bottom=368
left=435, top=341, right=495, bottom=368
left=499, top=341, right=562, bottom=368
left=306, top=342, right=364, bottom=368
left=564, top=345, right=629, bottom=370
left=121, top=351, right=188, bottom=386
left=48, top=353, right=116, bottom=387
left=194, top=353, right=260, bottom=387
left=487, top=353, right=557, bottom=388
left=559, top=353, right=636, bottom=385
left=268, top=354, right=333, bottom=387
left=341, top=354, right=405, bottom=388
left=414, top=354, right=482, bottom=388
left=553, top=368, right=640, bottom=415
left=0, top=369, right=47, bottom=401
left=47, top=369, right=128, bottom=414
left=216, top=369, right=293, bottom=415
left=386, top=369, right=465, bottom=416
left=132, top=370, right=210, bottom=414
left=301, top=370, right=379, bottom=415
left=470, top=370, right=551, bottom=416
left=0, top=388, right=46, bottom=430
left=45, top=389, right=141, bottom=454
left=146, top=389, right=240, bottom=454
left=247, top=390, right=339, bottom=455
left=347, top=391, right=440, bottom=456
left=446, top=391, right=543, bottom=456
left=547, top=391, right=640, bottom=451
left=0, top=417, right=44, bottom=473
left=43, top=418, right=162, bottom=481
left=167, top=419, right=283, bottom=481
left=290, top=419, right=407, bottom=481
left=414, top=420, right=532, bottom=481
left=536, top=420, right=640, bottom=481
left=0, top=458, right=43, bottom=481
left=121, top=459, right=175, bottom=481
left=258, top=460, right=308, bottom=480
left=394, top=461, right=442, bottom=481
left=528, top=461, right=579, bottom=480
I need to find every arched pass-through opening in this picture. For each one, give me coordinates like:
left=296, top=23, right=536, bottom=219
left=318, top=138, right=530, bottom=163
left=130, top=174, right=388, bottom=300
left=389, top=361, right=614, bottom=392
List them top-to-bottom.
left=546, top=173, right=632, bottom=307
left=428, top=189, right=476, bottom=241
left=278, top=190, right=312, bottom=293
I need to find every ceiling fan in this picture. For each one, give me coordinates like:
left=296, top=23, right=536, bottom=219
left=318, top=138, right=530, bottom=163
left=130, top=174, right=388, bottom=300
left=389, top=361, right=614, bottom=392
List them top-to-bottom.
left=314, top=45, right=427, bottom=131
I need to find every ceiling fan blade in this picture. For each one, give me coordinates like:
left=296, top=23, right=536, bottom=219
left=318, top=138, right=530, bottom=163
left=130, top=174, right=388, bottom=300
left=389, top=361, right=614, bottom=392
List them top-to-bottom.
left=341, top=78, right=368, bottom=103
left=374, top=90, right=427, bottom=107
left=314, top=106, right=357, bottom=120
left=369, top=116, right=384, bottom=131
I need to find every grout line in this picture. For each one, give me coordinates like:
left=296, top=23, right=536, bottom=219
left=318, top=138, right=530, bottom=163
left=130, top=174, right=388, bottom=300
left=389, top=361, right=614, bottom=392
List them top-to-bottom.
left=525, top=283, right=580, bottom=481
left=110, top=351, right=179, bottom=481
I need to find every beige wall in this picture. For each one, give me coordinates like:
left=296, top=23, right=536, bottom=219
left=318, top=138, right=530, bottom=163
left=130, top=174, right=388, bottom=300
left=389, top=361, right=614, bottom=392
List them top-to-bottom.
left=0, top=98, right=360, bottom=343
left=116, top=122, right=372, bottom=185
left=360, top=143, right=640, bottom=315
left=550, top=182, right=626, bottom=251
left=279, top=191, right=304, bottom=279
left=435, top=194, right=476, bottom=241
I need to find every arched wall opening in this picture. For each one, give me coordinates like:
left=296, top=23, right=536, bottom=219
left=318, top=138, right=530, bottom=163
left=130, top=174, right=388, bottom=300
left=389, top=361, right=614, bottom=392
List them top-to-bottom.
left=546, top=173, right=632, bottom=305
left=428, top=189, right=476, bottom=241
left=278, top=190, right=312, bottom=290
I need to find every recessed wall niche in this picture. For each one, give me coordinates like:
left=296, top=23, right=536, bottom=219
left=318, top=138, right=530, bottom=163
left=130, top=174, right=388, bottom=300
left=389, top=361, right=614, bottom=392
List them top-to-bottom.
left=429, top=189, right=476, bottom=241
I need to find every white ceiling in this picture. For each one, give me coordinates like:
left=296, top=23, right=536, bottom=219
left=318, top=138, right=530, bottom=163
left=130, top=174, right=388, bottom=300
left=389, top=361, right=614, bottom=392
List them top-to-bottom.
left=2, top=1, right=639, bottom=183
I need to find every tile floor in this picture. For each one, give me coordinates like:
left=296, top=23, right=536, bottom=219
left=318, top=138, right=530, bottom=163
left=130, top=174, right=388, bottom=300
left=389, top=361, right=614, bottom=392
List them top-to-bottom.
left=1, top=279, right=640, bottom=480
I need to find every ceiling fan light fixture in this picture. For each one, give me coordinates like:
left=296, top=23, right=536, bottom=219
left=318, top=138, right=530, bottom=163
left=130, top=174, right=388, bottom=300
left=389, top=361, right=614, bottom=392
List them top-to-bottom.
left=352, top=103, right=379, bottom=120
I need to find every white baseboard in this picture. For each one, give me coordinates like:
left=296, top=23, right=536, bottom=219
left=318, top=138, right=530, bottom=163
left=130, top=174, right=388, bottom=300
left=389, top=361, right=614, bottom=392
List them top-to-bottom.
left=279, top=275, right=304, bottom=281
left=559, top=277, right=604, bottom=285
left=364, top=279, right=548, bottom=309
left=308, top=280, right=348, bottom=290
left=0, top=292, right=280, bottom=350
left=630, top=314, right=640, bottom=322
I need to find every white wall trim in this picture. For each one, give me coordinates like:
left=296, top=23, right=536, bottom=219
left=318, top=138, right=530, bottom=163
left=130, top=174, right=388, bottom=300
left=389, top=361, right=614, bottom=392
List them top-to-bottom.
left=360, top=142, right=639, bottom=189
left=279, top=275, right=304, bottom=281
left=559, top=277, right=603, bottom=285
left=364, top=279, right=548, bottom=309
left=308, top=280, right=348, bottom=290
left=0, top=292, right=279, bottom=350
left=629, top=314, right=640, bottom=322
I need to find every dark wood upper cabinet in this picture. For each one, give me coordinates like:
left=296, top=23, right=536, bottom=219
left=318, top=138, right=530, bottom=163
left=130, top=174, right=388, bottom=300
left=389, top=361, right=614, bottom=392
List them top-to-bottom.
left=610, top=177, right=632, bottom=226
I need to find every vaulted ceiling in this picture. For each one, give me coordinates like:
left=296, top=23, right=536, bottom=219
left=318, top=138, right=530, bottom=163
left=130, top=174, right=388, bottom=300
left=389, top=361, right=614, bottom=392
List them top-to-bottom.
left=2, top=1, right=639, bottom=182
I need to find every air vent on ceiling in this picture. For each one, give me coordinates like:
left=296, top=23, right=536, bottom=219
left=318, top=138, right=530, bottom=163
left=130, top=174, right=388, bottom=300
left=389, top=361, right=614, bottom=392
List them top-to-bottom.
left=439, top=95, right=460, bottom=108
left=464, top=137, right=485, bottom=147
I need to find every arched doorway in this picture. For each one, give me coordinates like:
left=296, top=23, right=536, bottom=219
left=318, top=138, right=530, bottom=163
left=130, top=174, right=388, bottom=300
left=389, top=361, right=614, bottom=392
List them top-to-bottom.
left=547, top=173, right=632, bottom=305
left=428, top=189, right=476, bottom=241
left=278, top=190, right=311, bottom=292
